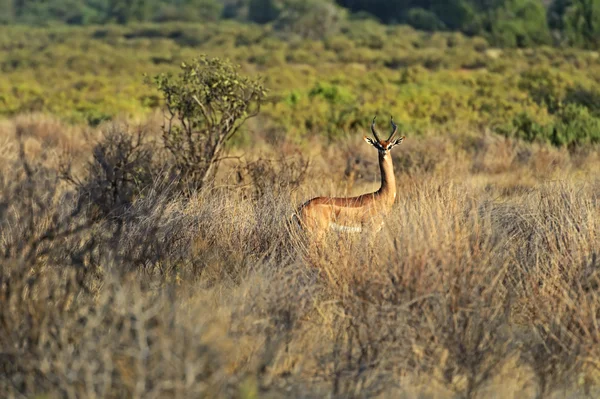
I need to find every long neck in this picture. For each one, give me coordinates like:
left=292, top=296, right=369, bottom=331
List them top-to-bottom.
left=376, top=151, right=396, bottom=199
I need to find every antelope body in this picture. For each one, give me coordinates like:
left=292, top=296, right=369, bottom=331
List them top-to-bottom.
left=296, top=117, right=405, bottom=236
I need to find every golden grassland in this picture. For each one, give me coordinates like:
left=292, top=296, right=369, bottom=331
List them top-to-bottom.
left=2, top=18, right=600, bottom=399
left=1, top=112, right=600, bottom=398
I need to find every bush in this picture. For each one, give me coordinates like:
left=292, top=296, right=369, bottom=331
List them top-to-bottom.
left=151, top=56, right=267, bottom=191
left=518, top=67, right=572, bottom=113
left=308, top=81, right=353, bottom=104
left=565, top=85, right=600, bottom=117
left=551, top=103, right=600, bottom=147
left=505, top=104, right=600, bottom=147
left=508, top=111, right=552, bottom=143
left=60, top=123, right=156, bottom=223
left=0, top=143, right=90, bottom=267
left=235, top=152, right=310, bottom=200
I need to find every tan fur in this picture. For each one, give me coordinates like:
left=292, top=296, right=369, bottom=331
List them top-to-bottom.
left=296, top=117, right=405, bottom=238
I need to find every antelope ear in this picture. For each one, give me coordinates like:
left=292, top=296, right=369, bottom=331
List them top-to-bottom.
left=364, top=136, right=377, bottom=147
left=389, top=136, right=406, bottom=149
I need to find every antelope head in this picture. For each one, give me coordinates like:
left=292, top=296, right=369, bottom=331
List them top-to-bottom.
left=364, top=116, right=405, bottom=153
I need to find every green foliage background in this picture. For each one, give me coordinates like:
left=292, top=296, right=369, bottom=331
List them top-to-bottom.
left=2, top=0, right=600, bottom=49
left=1, top=20, right=600, bottom=146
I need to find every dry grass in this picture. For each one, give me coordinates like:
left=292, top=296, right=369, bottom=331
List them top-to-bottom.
left=1, top=114, right=600, bottom=398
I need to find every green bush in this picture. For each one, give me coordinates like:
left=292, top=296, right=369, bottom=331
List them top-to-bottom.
left=151, top=56, right=267, bottom=190
left=518, top=67, right=572, bottom=113
left=308, top=81, right=354, bottom=105
left=565, top=85, right=600, bottom=117
left=551, top=103, right=600, bottom=147
left=505, top=104, right=600, bottom=147
left=507, top=111, right=552, bottom=143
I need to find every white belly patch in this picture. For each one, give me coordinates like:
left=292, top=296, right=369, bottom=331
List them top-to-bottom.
left=329, top=222, right=362, bottom=233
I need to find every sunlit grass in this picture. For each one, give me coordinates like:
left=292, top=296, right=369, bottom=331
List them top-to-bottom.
left=1, top=115, right=600, bottom=397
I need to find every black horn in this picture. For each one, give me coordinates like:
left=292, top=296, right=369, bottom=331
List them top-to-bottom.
left=371, top=116, right=382, bottom=142
left=388, top=116, right=398, bottom=141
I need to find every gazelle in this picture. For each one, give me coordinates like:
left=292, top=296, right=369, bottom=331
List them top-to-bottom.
left=295, top=116, right=405, bottom=237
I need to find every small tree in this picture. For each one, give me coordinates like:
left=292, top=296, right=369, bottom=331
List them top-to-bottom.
left=152, top=56, right=267, bottom=191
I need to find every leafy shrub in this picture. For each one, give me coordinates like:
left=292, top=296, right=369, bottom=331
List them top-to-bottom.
left=339, top=19, right=387, bottom=49
left=324, top=35, right=355, bottom=53
left=151, top=56, right=267, bottom=191
left=518, top=67, right=571, bottom=113
left=308, top=81, right=353, bottom=105
left=565, top=85, right=600, bottom=117
left=551, top=103, right=600, bottom=147
left=505, top=104, right=600, bottom=147
left=508, top=111, right=552, bottom=143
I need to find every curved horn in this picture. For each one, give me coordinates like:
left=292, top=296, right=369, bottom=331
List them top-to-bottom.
left=371, top=116, right=382, bottom=142
left=388, top=116, right=398, bottom=141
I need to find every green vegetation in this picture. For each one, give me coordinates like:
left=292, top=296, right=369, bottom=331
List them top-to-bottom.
left=3, top=0, right=600, bottom=49
left=1, top=21, right=600, bottom=147
left=152, top=56, right=267, bottom=190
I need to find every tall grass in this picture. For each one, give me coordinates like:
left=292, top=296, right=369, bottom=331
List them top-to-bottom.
left=1, top=115, right=600, bottom=398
